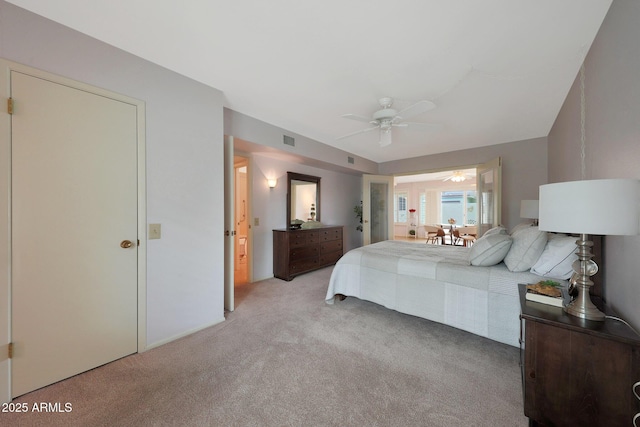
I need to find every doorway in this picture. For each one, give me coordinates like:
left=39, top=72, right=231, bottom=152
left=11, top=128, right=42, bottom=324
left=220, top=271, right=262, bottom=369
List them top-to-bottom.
left=234, top=156, right=250, bottom=285
left=392, top=168, right=477, bottom=243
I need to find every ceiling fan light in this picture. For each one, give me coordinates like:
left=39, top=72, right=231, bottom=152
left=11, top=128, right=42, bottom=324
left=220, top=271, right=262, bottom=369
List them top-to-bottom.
left=379, top=119, right=393, bottom=131
left=379, top=128, right=392, bottom=147
left=450, top=171, right=466, bottom=182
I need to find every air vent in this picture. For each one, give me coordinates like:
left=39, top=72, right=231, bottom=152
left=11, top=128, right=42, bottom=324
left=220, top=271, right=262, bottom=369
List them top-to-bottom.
left=283, top=135, right=295, bottom=147
left=347, top=156, right=355, bottom=164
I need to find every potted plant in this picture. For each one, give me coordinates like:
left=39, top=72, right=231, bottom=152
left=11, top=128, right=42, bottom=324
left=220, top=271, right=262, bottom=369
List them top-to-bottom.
left=354, top=201, right=363, bottom=232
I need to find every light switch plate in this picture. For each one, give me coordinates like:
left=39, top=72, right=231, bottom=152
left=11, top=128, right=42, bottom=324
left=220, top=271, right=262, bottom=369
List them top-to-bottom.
left=254, top=217, right=260, bottom=226
left=149, top=223, right=161, bottom=239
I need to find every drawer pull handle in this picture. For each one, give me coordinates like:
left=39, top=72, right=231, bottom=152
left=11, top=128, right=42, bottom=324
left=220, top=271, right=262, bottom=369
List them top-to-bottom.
left=529, top=371, right=535, bottom=379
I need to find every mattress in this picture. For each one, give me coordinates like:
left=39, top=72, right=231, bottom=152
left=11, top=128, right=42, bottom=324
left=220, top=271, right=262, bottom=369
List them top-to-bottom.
left=325, top=240, right=549, bottom=347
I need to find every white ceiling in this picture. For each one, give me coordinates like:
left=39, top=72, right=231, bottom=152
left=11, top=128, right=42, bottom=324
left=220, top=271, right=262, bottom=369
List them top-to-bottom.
left=7, top=0, right=612, bottom=163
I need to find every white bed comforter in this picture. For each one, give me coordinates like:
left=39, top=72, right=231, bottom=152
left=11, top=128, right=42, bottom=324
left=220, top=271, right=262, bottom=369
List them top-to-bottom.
left=325, top=240, right=548, bottom=347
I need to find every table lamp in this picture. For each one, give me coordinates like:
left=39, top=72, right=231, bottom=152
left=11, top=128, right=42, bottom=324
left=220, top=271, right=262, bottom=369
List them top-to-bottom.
left=538, top=179, right=640, bottom=321
left=520, top=200, right=539, bottom=225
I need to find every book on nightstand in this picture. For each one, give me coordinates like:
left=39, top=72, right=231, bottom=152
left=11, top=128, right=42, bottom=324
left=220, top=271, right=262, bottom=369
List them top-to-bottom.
left=525, top=281, right=567, bottom=308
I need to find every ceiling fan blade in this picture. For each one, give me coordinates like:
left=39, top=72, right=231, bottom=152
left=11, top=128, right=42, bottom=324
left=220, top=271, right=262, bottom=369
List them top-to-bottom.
left=396, top=100, right=436, bottom=120
left=341, top=113, right=374, bottom=123
left=403, top=121, right=442, bottom=131
left=336, top=126, right=379, bottom=140
left=379, top=130, right=392, bottom=147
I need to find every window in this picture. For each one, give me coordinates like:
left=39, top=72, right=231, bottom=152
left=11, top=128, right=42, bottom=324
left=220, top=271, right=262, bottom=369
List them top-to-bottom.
left=441, top=190, right=477, bottom=225
left=394, top=191, right=408, bottom=223
left=419, top=193, right=426, bottom=224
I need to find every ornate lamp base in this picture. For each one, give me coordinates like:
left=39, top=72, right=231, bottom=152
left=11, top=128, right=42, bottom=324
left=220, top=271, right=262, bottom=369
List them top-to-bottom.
left=564, top=234, right=605, bottom=321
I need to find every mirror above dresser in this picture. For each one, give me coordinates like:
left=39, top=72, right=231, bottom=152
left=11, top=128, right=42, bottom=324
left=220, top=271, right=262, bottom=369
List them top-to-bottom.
left=287, top=172, right=320, bottom=229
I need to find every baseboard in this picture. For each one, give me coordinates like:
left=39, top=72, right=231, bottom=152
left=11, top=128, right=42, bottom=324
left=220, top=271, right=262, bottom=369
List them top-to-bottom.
left=143, top=317, right=226, bottom=351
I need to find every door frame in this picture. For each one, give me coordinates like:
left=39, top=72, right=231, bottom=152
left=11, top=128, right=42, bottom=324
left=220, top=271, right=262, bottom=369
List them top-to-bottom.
left=0, top=59, right=147, bottom=403
left=224, top=137, right=255, bottom=312
left=476, top=157, right=502, bottom=236
left=362, top=174, right=394, bottom=245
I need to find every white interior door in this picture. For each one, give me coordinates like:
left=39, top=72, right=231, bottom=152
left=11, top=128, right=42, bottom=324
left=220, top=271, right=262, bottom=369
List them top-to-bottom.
left=11, top=71, right=139, bottom=397
left=223, top=136, right=235, bottom=311
left=476, top=157, right=502, bottom=236
left=362, top=175, right=394, bottom=245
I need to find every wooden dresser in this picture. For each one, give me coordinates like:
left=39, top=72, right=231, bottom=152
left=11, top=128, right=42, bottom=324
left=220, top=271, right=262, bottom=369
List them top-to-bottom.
left=273, top=226, right=343, bottom=281
left=519, top=284, right=640, bottom=427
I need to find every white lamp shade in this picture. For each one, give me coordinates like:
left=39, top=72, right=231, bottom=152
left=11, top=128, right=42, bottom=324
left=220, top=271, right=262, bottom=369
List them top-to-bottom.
left=539, top=179, right=640, bottom=235
left=520, top=200, right=539, bottom=219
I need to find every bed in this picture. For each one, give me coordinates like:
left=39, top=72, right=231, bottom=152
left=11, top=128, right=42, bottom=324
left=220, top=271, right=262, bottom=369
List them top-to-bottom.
left=325, top=226, right=579, bottom=347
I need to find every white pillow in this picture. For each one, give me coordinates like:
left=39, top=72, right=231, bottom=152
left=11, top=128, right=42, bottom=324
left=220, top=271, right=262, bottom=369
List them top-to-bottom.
left=510, top=222, right=534, bottom=235
left=482, top=226, right=508, bottom=237
left=504, top=226, right=547, bottom=272
left=469, top=233, right=513, bottom=266
left=530, top=234, right=578, bottom=280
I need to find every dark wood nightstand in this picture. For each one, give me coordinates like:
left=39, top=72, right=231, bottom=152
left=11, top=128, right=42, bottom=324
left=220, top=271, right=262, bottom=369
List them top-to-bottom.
left=519, top=284, right=640, bottom=427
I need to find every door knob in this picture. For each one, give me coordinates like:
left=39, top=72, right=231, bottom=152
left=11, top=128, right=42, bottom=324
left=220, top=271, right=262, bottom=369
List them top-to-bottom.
left=120, top=240, right=133, bottom=248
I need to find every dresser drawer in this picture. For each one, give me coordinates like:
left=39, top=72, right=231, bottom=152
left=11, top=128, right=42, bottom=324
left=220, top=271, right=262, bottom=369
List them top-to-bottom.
left=320, top=228, right=342, bottom=242
left=289, top=231, right=319, bottom=248
left=320, top=239, right=342, bottom=254
left=290, top=245, right=319, bottom=261
left=319, top=251, right=342, bottom=266
left=290, top=257, right=320, bottom=273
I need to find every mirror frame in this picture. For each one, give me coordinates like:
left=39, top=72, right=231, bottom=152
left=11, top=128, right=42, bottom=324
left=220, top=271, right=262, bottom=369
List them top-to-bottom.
left=287, top=171, right=321, bottom=229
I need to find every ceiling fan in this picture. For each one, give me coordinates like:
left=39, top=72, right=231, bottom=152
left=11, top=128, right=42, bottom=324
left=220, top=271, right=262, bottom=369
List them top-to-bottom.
left=337, top=97, right=438, bottom=147
left=443, top=170, right=474, bottom=182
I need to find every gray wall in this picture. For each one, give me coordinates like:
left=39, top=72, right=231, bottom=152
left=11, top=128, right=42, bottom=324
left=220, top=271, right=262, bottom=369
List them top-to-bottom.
left=548, top=0, right=640, bottom=329
left=0, top=1, right=225, bottom=348
left=379, top=137, right=548, bottom=231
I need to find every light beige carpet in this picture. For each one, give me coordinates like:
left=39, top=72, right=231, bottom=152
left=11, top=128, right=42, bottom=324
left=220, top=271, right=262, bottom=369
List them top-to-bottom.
left=1, top=267, right=528, bottom=426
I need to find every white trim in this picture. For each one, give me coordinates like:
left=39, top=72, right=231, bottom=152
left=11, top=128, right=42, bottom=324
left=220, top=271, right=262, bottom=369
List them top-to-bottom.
left=0, top=58, right=147, bottom=401
left=0, top=59, right=12, bottom=404
left=136, top=95, right=147, bottom=353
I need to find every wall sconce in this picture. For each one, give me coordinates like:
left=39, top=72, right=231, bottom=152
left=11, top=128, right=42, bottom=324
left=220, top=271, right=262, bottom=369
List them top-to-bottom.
left=267, top=179, right=277, bottom=188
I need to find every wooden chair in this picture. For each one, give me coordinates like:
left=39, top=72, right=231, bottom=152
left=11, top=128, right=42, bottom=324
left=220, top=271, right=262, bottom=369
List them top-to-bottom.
left=424, top=225, right=444, bottom=244
left=456, top=226, right=477, bottom=247
left=451, top=228, right=461, bottom=246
